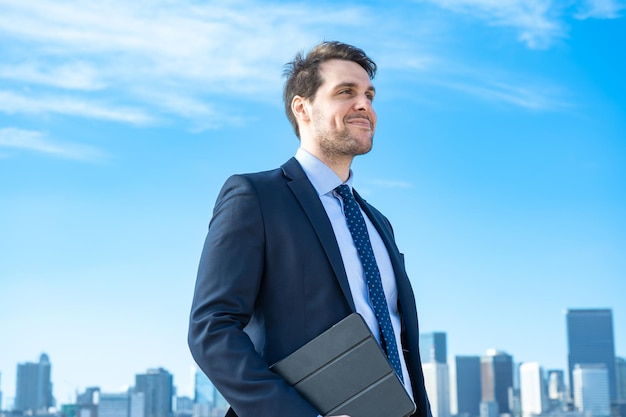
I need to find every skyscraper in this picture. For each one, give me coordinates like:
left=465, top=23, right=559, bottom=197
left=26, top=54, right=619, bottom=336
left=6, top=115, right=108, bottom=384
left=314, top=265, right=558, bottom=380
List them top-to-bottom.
left=566, top=309, right=617, bottom=401
left=420, top=332, right=448, bottom=364
left=481, top=349, right=514, bottom=414
left=15, top=353, right=55, bottom=413
left=451, top=356, right=481, bottom=417
left=616, top=357, right=626, bottom=403
left=423, top=362, right=451, bottom=417
left=519, top=362, right=547, bottom=417
left=572, top=364, right=611, bottom=417
left=134, top=368, right=173, bottom=417
left=546, top=369, right=566, bottom=410
left=193, top=370, right=227, bottom=417
left=547, top=370, right=565, bottom=401
left=193, top=371, right=213, bottom=406
left=77, top=386, right=100, bottom=417
left=77, top=387, right=100, bottom=406
left=130, top=392, right=145, bottom=417
left=99, top=393, right=130, bottom=417
left=174, top=396, right=193, bottom=417
left=479, top=401, right=499, bottom=417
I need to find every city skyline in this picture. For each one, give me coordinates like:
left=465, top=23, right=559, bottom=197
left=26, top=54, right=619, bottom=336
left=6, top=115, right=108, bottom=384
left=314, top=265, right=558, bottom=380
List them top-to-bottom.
left=1, top=0, right=625, bottom=408
left=1, top=307, right=623, bottom=410
left=4, top=338, right=623, bottom=417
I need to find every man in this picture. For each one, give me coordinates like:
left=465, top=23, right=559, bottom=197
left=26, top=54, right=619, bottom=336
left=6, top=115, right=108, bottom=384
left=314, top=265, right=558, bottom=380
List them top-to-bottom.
left=188, top=41, right=432, bottom=417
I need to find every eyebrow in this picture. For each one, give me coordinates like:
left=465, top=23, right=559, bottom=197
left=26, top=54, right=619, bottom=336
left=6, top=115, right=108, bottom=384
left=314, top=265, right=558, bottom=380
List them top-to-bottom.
left=334, top=82, right=376, bottom=94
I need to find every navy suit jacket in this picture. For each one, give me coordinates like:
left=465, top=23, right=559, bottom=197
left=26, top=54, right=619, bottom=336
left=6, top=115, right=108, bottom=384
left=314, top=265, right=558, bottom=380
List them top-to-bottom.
left=188, top=157, right=432, bottom=417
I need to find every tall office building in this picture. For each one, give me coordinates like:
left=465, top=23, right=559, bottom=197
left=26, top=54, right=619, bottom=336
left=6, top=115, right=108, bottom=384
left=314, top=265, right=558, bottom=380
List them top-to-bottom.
left=566, top=309, right=617, bottom=401
left=420, top=332, right=448, bottom=364
left=481, top=349, right=514, bottom=414
left=15, top=353, right=55, bottom=413
left=451, top=356, right=481, bottom=417
left=616, top=357, right=626, bottom=402
left=423, top=362, right=451, bottom=417
left=519, top=362, right=547, bottom=417
left=572, top=364, right=610, bottom=417
left=134, top=368, right=173, bottom=417
left=546, top=369, right=566, bottom=410
left=193, top=370, right=227, bottom=417
left=546, top=370, right=565, bottom=402
left=193, top=371, right=213, bottom=406
left=77, top=387, right=100, bottom=417
left=77, top=387, right=100, bottom=406
left=509, top=387, right=521, bottom=417
left=129, top=392, right=145, bottom=417
left=98, top=393, right=129, bottom=417
left=174, top=396, right=193, bottom=417
left=479, top=401, right=499, bottom=417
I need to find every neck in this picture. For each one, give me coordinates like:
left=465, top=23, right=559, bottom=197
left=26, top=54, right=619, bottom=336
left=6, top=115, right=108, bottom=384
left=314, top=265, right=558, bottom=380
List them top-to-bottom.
left=300, top=144, right=352, bottom=182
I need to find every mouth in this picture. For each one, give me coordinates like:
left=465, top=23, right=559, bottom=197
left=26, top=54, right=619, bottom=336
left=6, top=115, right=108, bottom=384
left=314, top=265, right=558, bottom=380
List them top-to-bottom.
left=345, top=116, right=372, bottom=130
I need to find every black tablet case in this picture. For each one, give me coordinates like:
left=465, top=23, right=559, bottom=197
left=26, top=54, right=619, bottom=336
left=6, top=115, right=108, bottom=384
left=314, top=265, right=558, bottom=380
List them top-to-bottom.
left=270, top=313, right=416, bottom=417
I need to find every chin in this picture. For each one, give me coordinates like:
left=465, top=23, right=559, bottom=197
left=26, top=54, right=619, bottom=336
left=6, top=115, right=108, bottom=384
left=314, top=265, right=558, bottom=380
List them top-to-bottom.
left=356, top=140, right=373, bottom=155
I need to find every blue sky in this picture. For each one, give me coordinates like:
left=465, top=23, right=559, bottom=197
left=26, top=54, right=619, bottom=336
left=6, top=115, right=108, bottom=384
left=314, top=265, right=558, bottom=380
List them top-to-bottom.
left=1, top=0, right=625, bottom=407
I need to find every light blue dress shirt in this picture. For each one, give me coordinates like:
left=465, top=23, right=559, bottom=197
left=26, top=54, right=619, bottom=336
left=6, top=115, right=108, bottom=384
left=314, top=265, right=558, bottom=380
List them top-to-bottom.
left=295, top=148, right=413, bottom=398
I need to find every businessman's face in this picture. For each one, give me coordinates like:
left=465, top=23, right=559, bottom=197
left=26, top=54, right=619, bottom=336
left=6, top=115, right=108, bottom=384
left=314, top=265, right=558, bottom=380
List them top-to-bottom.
left=307, top=59, right=377, bottom=158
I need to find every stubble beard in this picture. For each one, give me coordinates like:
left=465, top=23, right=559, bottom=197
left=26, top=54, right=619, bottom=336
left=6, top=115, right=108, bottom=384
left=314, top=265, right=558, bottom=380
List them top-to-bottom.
left=316, top=123, right=374, bottom=162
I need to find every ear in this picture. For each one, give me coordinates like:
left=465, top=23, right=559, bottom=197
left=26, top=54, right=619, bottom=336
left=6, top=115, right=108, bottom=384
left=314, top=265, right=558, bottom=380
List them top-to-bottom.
left=291, top=95, right=310, bottom=124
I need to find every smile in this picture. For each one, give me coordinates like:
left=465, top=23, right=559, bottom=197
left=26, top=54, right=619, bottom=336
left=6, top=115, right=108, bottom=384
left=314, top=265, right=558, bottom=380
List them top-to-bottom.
left=345, top=116, right=372, bottom=129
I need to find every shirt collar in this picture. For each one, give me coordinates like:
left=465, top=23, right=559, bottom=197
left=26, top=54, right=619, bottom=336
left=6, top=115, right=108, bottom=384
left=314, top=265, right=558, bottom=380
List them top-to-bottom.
left=295, top=148, right=354, bottom=196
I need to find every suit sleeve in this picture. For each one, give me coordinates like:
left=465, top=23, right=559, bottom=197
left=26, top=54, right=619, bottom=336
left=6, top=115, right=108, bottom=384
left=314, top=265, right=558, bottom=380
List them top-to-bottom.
left=187, top=175, right=319, bottom=417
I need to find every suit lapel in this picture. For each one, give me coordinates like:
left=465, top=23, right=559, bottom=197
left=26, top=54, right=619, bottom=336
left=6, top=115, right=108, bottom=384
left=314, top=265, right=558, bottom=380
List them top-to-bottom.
left=281, top=158, right=357, bottom=312
left=353, top=189, right=401, bottom=269
left=354, top=189, right=421, bottom=381
left=353, top=190, right=417, bottom=313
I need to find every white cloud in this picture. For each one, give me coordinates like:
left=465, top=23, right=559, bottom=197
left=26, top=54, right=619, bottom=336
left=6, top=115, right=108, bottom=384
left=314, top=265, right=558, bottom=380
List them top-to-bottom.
left=0, top=0, right=376, bottom=128
left=0, top=0, right=614, bottom=130
left=415, top=0, right=625, bottom=47
left=417, top=0, right=565, bottom=48
left=575, top=0, right=626, bottom=19
left=389, top=51, right=572, bottom=111
left=0, top=62, right=106, bottom=91
left=440, top=79, right=570, bottom=110
left=132, top=87, right=248, bottom=131
left=0, top=90, right=154, bottom=124
left=0, top=127, right=106, bottom=161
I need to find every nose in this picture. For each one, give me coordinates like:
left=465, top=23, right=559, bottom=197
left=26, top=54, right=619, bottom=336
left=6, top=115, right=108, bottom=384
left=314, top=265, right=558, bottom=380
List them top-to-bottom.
left=355, top=93, right=373, bottom=112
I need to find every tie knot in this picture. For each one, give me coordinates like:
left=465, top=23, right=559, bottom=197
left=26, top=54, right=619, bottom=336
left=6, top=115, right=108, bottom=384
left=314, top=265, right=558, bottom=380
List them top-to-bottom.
left=335, top=184, right=353, bottom=201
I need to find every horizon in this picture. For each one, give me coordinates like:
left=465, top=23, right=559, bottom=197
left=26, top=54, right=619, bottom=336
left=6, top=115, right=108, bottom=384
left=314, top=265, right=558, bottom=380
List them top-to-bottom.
left=1, top=0, right=624, bottom=406
left=1, top=307, right=623, bottom=407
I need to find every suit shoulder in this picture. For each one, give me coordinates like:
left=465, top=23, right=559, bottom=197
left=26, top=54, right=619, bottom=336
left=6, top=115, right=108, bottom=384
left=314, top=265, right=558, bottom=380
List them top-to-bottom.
left=222, top=157, right=302, bottom=189
left=216, top=161, right=298, bottom=205
left=223, top=167, right=285, bottom=191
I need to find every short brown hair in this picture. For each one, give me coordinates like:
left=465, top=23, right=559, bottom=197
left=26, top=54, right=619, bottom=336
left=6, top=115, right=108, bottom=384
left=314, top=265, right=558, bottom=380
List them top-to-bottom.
left=283, top=41, right=377, bottom=138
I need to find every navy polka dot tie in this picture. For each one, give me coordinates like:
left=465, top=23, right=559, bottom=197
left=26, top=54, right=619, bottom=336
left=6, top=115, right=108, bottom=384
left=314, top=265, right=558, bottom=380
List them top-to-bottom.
left=335, top=184, right=404, bottom=383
